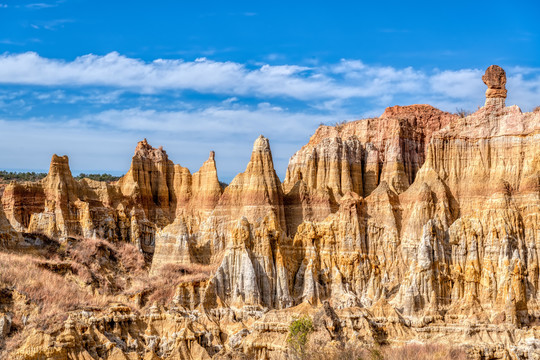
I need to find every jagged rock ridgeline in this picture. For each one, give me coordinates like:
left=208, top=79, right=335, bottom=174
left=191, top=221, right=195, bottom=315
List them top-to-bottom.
left=1, top=65, right=540, bottom=359
left=1, top=139, right=223, bottom=256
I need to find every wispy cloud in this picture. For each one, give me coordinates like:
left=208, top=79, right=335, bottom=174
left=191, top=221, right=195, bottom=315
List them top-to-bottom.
left=25, top=1, right=63, bottom=9
left=26, top=3, right=56, bottom=9
left=29, top=19, right=74, bottom=30
left=378, top=28, right=410, bottom=33
left=0, top=38, right=41, bottom=46
left=0, top=39, right=24, bottom=45
left=429, top=69, right=484, bottom=98
left=30, top=89, right=124, bottom=104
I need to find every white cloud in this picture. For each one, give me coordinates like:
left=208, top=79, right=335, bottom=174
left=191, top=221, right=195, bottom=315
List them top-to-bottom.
left=26, top=2, right=59, bottom=9
left=0, top=39, right=23, bottom=45
left=1, top=52, right=537, bottom=110
left=332, top=59, right=366, bottom=73
left=507, top=68, right=540, bottom=112
left=429, top=69, right=484, bottom=98
left=221, top=97, right=238, bottom=105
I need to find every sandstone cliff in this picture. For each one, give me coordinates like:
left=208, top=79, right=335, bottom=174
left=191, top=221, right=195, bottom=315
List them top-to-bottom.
left=1, top=65, right=540, bottom=360
left=282, top=104, right=457, bottom=236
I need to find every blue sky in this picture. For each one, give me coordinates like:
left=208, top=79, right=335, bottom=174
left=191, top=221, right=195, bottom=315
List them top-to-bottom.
left=0, top=0, right=539, bottom=181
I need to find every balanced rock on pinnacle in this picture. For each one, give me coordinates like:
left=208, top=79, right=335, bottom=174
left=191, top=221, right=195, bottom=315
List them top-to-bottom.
left=482, top=65, right=507, bottom=107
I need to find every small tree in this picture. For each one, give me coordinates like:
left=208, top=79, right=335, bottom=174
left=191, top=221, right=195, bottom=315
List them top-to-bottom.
left=455, top=108, right=472, bottom=118
left=287, top=315, right=314, bottom=359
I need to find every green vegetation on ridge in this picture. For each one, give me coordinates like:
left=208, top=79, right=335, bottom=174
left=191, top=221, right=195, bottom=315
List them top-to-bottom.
left=0, top=171, right=122, bottom=183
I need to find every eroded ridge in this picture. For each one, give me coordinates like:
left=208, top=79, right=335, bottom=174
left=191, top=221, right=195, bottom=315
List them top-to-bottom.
left=1, top=65, right=539, bottom=359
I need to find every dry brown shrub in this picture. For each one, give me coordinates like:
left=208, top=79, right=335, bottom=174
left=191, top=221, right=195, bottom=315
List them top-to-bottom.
left=534, top=106, right=540, bottom=113
left=455, top=108, right=472, bottom=118
left=334, top=120, right=348, bottom=132
left=68, top=237, right=145, bottom=274
left=69, top=237, right=117, bottom=265
left=62, top=238, right=147, bottom=293
left=117, top=242, right=146, bottom=273
left=0, top=251, right=113, bottom=330
left=68, top=260, right=94, bottom=284
left=126, top=262, right=217, bottom=307
left=2, top=330, right=25, bottom=358
left=300, top=341, right=466, bottom=360
left=307, top=342, right=371, bottom=360
left=382, top=343, right=467, bottom=360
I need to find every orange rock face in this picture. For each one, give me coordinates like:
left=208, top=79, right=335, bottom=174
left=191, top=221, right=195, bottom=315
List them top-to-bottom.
left=282, top=104, right=457, bottom=235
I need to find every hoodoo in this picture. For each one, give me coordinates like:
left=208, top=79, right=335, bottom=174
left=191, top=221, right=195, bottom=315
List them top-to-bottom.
left=483, top=64, right=507, bottom=107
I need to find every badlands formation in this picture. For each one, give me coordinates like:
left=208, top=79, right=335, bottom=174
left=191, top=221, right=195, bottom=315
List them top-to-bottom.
left=0, top=65, right=539, bottom=359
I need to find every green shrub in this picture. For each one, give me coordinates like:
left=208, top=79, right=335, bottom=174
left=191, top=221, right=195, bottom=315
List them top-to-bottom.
left=0, top=170, right=47, bottom=182
left=0, top=171, right=122, bottom=183
left=76, top=173, right=121, bottom=182
left=287, top=315, right=314, bottom=358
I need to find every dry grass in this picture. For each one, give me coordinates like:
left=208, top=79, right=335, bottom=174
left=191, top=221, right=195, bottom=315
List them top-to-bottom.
left=334, top=120, right=349, bottom=132
left=0, top=236, right=218, bottom=357
left=0, top=236, right=216, bottom=316
left=66, top=237, right=146, bottom=290
left=0, top=238, right=148, bottom=330
left=117, top=242, right=147, bottom=273
left=0, top=252, right=113, bottom=329
left=126, top=262, right=217, bottom=307
left=2, top=330, right=25, bottom=358
left=299, top=342, right=466, bottom=360
left=306, top=342, right=372, bottom=360
left=382, top=343, right=467, bottom=360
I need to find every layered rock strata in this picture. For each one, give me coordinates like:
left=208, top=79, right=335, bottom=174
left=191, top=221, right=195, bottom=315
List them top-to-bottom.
left=483, top=64, right=507, bottom=107
left=282, top=104, right=457, bottom=236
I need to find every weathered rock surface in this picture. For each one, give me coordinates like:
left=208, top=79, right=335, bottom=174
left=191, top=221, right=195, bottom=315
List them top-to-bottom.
left=483, top=64, right=508, bottom=100
left=2, top=65, right=540, bottom=359
left=282, top=104, right=457, bottom=236
left=1, top=139, right=222, bottom=259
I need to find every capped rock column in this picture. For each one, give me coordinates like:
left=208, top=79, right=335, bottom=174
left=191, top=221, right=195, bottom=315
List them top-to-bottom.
left=482, top=65, right=507, bottom=108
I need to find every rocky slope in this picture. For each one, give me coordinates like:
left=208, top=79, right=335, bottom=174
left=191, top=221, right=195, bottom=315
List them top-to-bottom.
left=1, top=65, right=539, bottom=359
